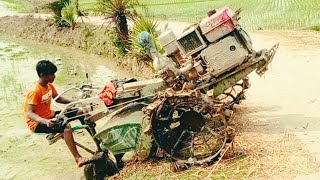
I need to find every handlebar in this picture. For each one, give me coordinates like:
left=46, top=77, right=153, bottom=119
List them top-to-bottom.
left=53, top=87, right=83, bottom=110
left=55, top=96, right=101, bottom=120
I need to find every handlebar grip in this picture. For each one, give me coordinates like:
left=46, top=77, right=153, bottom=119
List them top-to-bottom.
left=72, top=125, right=89, bottom=131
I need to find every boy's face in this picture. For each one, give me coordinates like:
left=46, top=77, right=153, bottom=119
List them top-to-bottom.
left=43, top=74, right=55, bottom=83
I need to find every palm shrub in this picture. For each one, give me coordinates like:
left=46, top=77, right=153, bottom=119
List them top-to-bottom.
left=46, top=0, right=71, bottom=17
left=46, top=0, right=81, bottom=29
left=46, top=0, right=71, bottom=29
left=97, top=0, right=145, bottom=50
left=61, top=2, right=76, bottom=29
left=129, top=13, right=159, bottom=63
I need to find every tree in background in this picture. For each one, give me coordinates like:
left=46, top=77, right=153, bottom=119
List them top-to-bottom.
left=46, top=0, right=83, bottom=29
left=46, top=0, right=70, bottom=17
left=97, top=0, right=144, bottom=50
left=61, top=1, right=76, bottom=29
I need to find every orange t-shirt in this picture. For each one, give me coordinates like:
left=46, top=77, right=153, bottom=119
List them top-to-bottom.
left=23, top=82, right=58, bottom=131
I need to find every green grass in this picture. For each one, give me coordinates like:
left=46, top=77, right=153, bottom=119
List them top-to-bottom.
left=1, top=0, right=30, bottom=12
left=6, top=0, right=320, bottom=30
left=79, top=0, right=320, bottom=30
left=79, top=0, right=97, bottom=13
left=139, top=0, right=320, bottom=30
left=307, top=26, right=320, bottom=31
left=3, top=47, right=12, bottom=52
left=9, top=51, right=28, bottom=60
left=0, top=70, right=23, bottom=106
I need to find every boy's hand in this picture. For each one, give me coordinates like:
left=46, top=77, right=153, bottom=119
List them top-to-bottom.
left=46, top=118, right=58, bottom=127
left=46, top=120, right=54, bottom=127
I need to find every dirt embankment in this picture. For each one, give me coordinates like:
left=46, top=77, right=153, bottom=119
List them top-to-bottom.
left=0, top=15, right=153, bottom=77
left=0, top=16, right=107, bottom=54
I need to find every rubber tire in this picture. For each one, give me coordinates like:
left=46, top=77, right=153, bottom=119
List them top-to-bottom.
left=84, top=164, right=95, bottom=180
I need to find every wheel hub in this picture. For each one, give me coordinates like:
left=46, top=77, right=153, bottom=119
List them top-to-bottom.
left=179, top=110, right=205, bottom=132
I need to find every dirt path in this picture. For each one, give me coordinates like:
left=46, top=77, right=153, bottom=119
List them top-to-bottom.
left=1, top=7, right=320, bottom=179
left=239, top=30, right=320, bottom=179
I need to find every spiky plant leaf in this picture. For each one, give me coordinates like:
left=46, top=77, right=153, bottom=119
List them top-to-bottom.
left=46, top=0, right=71, bottom=17
left=97, top=0, right=146, bottom=48
left=129, top=13, right=160, bottom=63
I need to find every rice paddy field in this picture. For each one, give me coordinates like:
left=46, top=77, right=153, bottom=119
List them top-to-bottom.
left=80, top=0, right=320, bottom=30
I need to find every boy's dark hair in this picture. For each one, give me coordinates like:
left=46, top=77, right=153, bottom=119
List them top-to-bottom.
left=36, top=60, right=57, bottom=77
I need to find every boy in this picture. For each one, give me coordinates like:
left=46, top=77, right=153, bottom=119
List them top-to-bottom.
left=23, top=60, right=88, bottom=167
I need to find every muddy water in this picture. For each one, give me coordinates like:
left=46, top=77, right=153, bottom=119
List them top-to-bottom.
left=0, top=1, right=15, bottom=17
left=0, top=37, right=122, bottom=179
left=0, top=38, right=118, bottom=126
left=0, top=41, right=35, bottom=132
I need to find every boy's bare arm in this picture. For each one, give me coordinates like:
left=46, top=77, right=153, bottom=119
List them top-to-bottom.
left=55, top=96, right=72, bottom=104
left=27, top=104, right=55, bottom=127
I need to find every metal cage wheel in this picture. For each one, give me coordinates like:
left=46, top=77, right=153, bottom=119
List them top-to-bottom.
left=151, top=98, right=227, bottom=164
